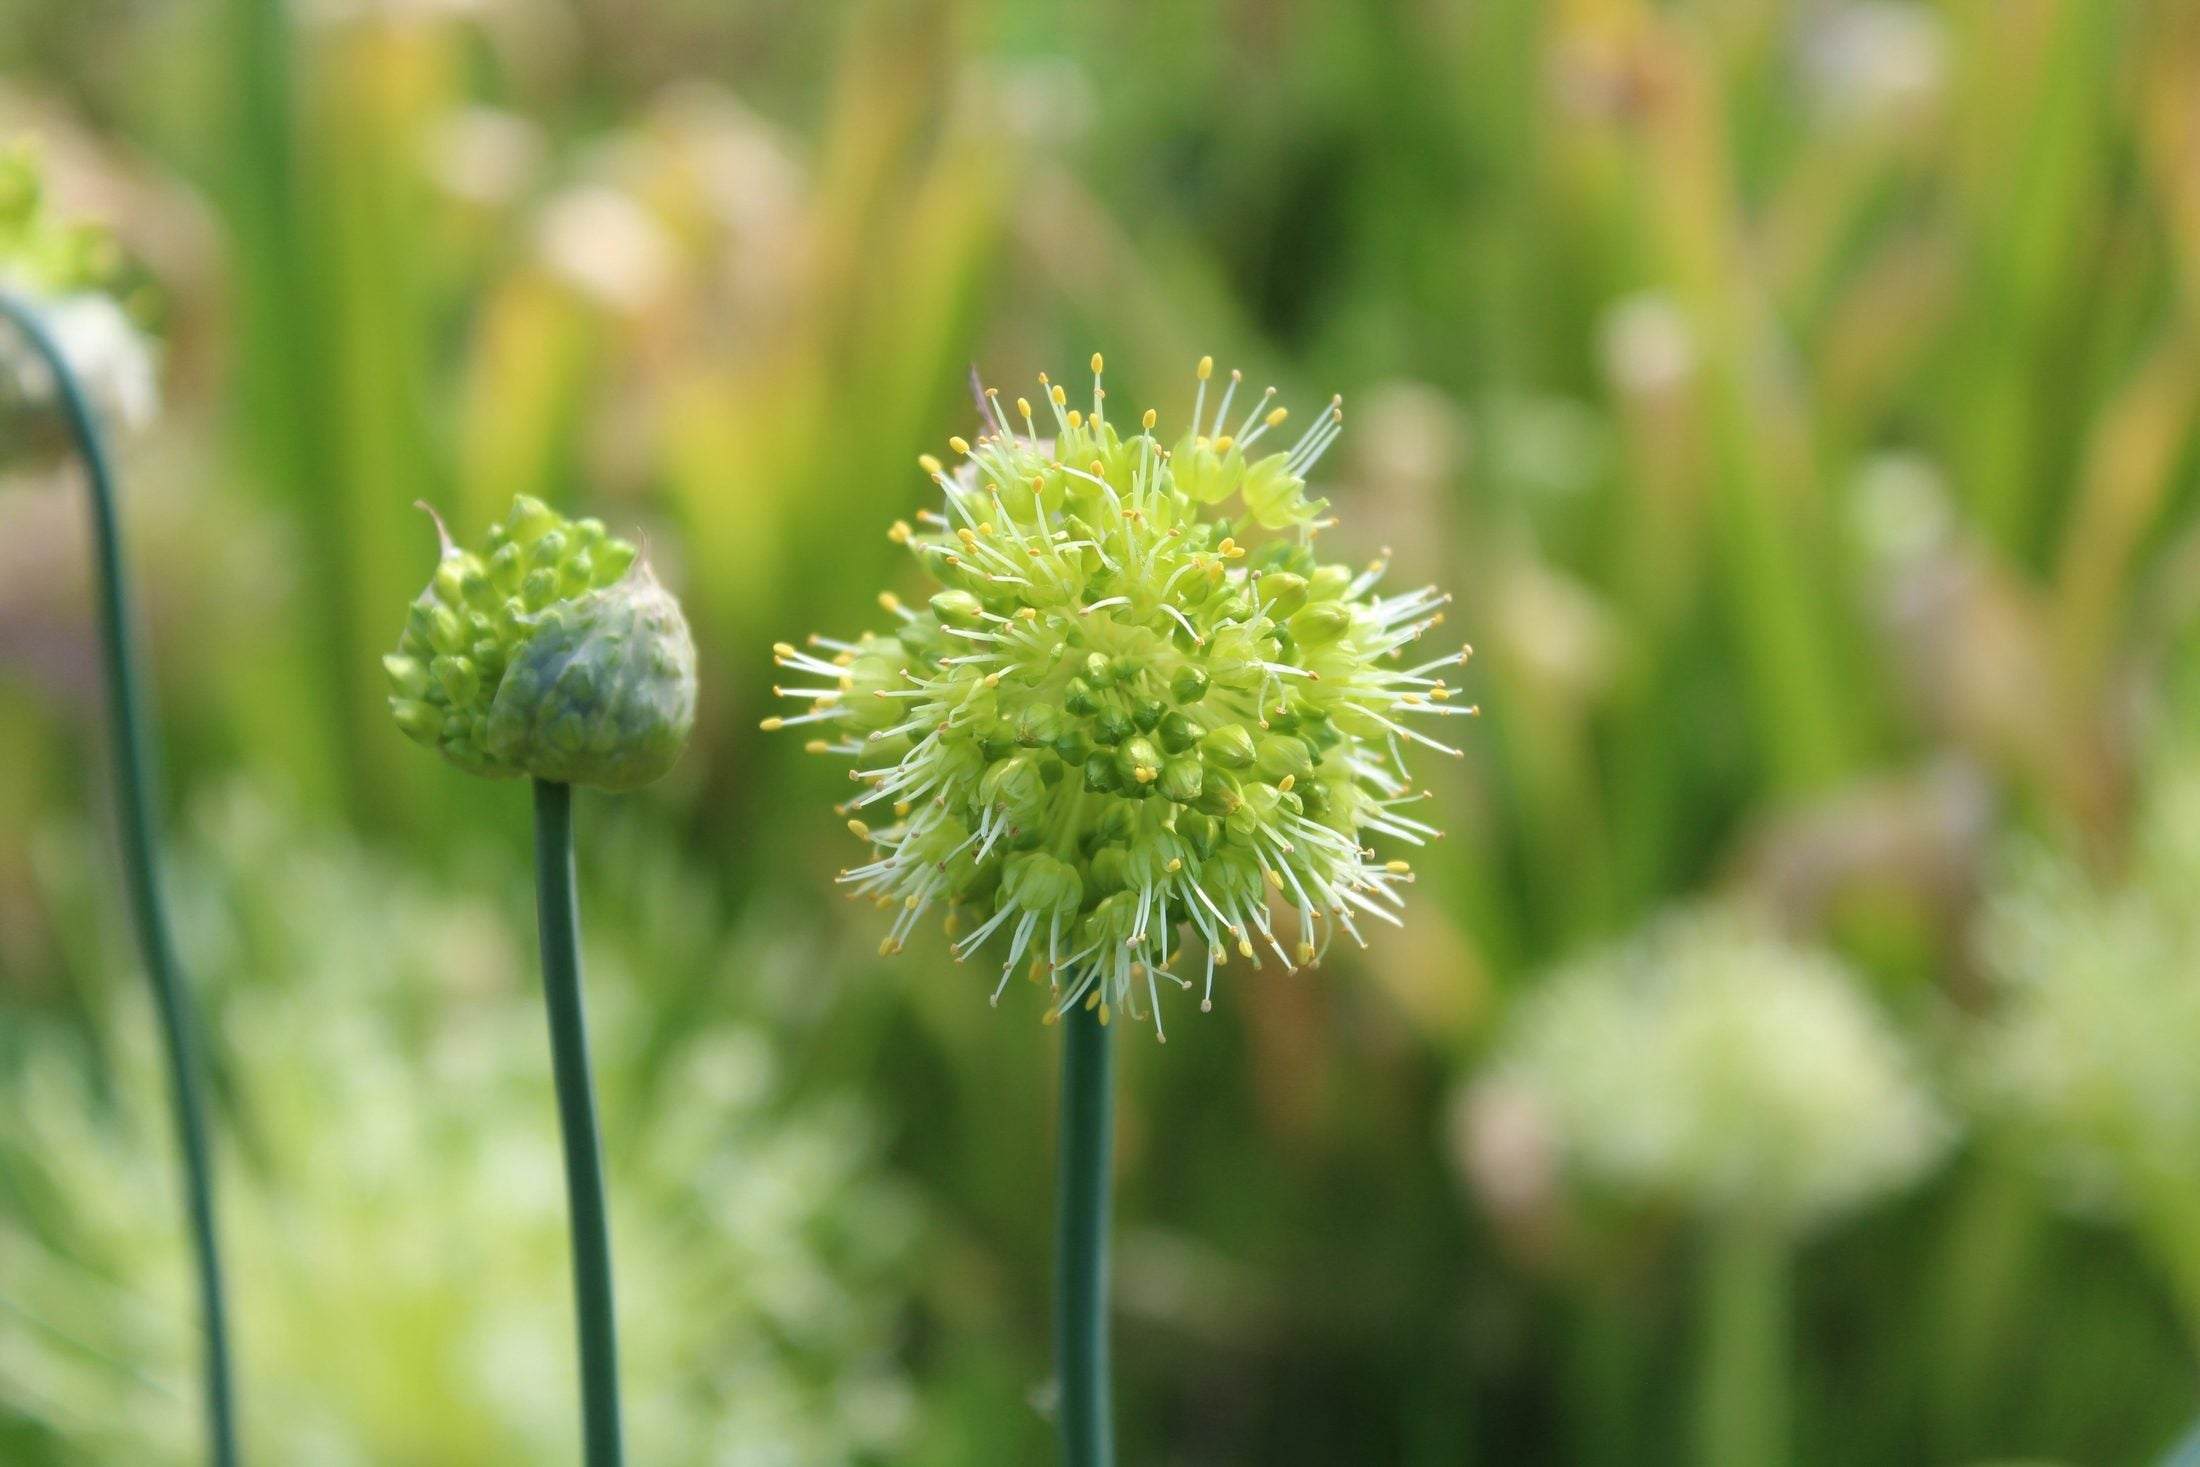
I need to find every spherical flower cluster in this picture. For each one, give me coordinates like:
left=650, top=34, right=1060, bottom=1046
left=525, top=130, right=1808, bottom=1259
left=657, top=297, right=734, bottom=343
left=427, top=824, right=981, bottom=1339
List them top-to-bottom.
left=0, top=142, right=159, bottom=444
left=769, top=357, right=1474, bottom=1037
left=387, top=495, right=697, bottom=790
left=1974, top=747, right=2200, bottom=1216
left=2, top=788, right=918, bottom=1464
left=1476, top=909, right=1952, bottom=1234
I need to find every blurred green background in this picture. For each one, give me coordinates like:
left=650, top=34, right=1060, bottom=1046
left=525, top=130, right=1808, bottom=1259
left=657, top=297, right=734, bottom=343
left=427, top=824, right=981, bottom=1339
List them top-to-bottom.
left=7, top=0, right=2200, bottom=1462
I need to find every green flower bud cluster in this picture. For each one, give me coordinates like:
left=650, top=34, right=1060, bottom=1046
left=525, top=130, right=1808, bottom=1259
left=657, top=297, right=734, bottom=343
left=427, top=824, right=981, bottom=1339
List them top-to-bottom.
left=768, top=356, right=1475, bottom=1038
left=388, top=496, right=697, bottom=791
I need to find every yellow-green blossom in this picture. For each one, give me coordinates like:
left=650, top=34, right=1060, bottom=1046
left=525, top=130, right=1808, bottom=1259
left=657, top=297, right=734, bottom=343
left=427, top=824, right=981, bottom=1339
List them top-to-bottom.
left=768, top=357, right=1474, bottom=1037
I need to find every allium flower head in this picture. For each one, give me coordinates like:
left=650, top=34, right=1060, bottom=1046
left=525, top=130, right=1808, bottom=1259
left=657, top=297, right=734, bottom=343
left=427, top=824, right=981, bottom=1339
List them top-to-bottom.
left=0, top=140, right=159, bottom=442
left=768, top=357, right=1475, bottom=1037
left=387, top=494, right=697, bottom=790
left=1974, top=745, right=2200, bottom=1215
left=1480, top=909, right=1952, bottom=1234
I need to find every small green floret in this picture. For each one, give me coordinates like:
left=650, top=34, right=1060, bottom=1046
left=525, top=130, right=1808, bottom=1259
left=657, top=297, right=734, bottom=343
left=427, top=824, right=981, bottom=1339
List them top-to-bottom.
left=388, top=495, right=696, bottom=790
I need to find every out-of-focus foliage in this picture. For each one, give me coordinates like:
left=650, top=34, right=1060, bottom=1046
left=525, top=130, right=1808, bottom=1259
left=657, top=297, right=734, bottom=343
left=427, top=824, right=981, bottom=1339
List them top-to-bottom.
left=5, top=0, right=2200, bottom=1462
left=2, top=786, right=917, bottom=1464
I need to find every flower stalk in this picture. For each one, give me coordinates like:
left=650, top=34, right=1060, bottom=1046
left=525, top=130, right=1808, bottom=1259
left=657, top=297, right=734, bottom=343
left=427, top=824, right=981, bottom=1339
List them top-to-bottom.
left=0, top=290, right=240, bottom=1467
left=389, top=494, right=693, bottom=1467
left=532, top=778, right=624, bottom=1467
left=1054, top=999, right=1116, bottom=1467
left=1696, top=1217, right=1789, bottom=1467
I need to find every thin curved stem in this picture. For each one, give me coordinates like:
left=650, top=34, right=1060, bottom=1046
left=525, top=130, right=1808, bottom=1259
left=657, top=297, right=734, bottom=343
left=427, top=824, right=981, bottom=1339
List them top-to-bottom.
left=0, top=292, right=240, bottom=1467
left=531, top=779, right=624, bottom=1467
left=1054, top=1000, right=1116, bottom=1467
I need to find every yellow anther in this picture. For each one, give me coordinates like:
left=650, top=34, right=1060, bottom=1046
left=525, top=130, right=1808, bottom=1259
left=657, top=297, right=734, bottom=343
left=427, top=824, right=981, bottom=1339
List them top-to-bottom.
left=1091, top=352, right=1104, bottom=373
left=1197, top=355, right=1213, bottom=380
left=1050, top=384, right=1067, bottom=406
left=1017, top=397, right=1033, bottom=420
left=1266, top=406, right=1289, bottom=427
left=1142, top=408, right=1157, bottom=430
left=1067, top=409, right=1083, bottom=429
left=948, top=435, right=970, bottom=454
left=1213, top=435, right=1234, bottom=453
left=918, top=453, right=943, bottom=474
left=888, top=521, right=912, bottom=543
left=979, top=521, right=995, bottom=535
left=957, top=527, right=977, bottom=547
left=878, top=591, right=903, bottom=612
left=773, top=641, right=797, bottom=658
left=759, top=716, right=785, bottom=731
left=804, top=739, right=829, bottom=754
left=1133, top=766, right=1157, bottom=784
left=1277, top=774, right=1296, bottom=792
left=894, top=800, right=912, bottom=817
left=847, top=819, right=872, bottom=840
left=1166, top=857, right=1183, bottom=873
left=1385, top=860, right=1412, bottom=874
left=1264, top=867, right=1284, bottom=890
left=904, top=894, right=920, bottom=910
left=878, top=936, right=900, bottom=957
left=1237, top=939, right=1254, bottom=958
left=1296, top=941, right=1316, bottom=965
left=1085, top=990, right=1101, bottom=1011
left=1098, top=1002, right=1111, bottom=1026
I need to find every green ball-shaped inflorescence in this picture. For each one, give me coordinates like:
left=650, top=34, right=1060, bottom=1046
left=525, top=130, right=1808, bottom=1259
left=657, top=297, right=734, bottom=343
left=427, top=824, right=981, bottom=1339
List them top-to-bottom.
left=0, top=141, right=161, bottom=448
left=0, top=143, right=142, bottom=304
left=768, top=356, right=1475, bottom=1037
left=387, top=495, right=697, bottom=791
left=1473, top=909, right=1953, bottom=1235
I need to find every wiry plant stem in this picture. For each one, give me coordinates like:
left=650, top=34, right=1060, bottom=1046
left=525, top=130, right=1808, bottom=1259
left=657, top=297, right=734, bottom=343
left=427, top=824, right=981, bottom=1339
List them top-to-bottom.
left=0, top=291, right=241, bottom=1467
left=531, top=778, right=624, bottom=1466
left=1055, top=1000, right=1116, bottom=1467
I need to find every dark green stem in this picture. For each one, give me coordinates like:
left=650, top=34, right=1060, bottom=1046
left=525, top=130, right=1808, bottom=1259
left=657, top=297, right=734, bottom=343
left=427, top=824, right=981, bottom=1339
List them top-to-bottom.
left=0, top=292, right=240, bottom=1467
left=531, top=779, right=624, bottom=1467
left=1054, top=999, right=1116, bottom=1467
left=1696, top=1216, right=1790, bottom=1467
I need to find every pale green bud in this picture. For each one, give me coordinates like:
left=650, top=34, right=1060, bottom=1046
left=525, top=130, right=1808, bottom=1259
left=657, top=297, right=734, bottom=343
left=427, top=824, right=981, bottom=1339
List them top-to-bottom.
left=390, top=497, right=697, bottom=790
